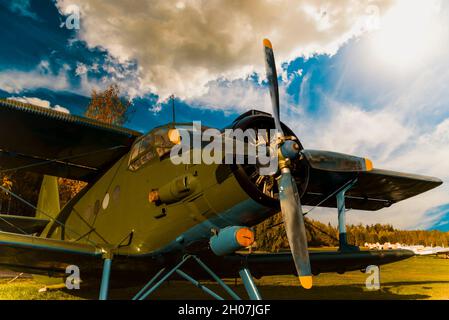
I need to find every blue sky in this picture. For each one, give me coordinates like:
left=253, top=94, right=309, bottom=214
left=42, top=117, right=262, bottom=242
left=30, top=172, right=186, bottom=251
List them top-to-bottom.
left=0, top=0, right=448, bottom=231
left=0, top=0, right=237, bottom=129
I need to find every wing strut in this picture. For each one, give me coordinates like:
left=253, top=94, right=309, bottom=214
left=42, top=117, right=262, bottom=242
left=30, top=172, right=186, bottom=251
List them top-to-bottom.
left=336, top=180, right=360, bottom=252
left=0, top=184, right=100, bottom=248
left=131, top=255, right=247, bottom=301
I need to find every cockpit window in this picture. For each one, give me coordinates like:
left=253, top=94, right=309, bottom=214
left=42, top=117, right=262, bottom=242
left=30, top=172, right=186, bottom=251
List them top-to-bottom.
left=128, top=124, right=206, bottom=171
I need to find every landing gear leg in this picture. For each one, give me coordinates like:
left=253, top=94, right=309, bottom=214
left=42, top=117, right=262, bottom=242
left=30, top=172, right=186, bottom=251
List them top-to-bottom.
left=337, top=180, right=360, bottom=252
left=99, top=254, right=113, bottom=300
left=133, top=255, right=242, bottom=300
left=239, top=267, right=262, bottom=300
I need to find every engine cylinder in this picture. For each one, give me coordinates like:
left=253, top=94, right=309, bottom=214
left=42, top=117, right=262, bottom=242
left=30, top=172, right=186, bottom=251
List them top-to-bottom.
left=228, top=110, right=309, bottom=209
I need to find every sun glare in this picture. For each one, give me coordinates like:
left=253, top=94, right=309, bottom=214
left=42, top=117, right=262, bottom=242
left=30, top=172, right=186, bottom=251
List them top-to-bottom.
left=369, top=0, right=444, bottom=71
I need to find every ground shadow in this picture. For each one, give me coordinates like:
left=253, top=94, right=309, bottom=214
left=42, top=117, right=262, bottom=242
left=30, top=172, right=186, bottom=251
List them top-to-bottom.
left=67, top=279, right=437, bottom=300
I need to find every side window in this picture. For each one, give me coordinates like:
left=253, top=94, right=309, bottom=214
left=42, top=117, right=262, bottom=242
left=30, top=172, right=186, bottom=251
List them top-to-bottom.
left=128, top=127, right=180, bottom=171
left=153, top=128, right=176, bottom=157
left=128, top=136, right=157, bottom=171
left=129, top=140, right=141, bottom=164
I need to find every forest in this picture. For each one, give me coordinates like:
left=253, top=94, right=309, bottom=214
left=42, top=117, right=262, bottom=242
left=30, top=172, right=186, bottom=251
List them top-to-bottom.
left=255, top=213, right=449, bottom=251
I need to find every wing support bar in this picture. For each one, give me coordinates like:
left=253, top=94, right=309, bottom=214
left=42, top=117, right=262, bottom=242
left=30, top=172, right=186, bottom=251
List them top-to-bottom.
left=337, top=179, right=360, bottom=252
left=131, top=255, right=245, bottom=300
left=239, top=267, right=262, bottom=300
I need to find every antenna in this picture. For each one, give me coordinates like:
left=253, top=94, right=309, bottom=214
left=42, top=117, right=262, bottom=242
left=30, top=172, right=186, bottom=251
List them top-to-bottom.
left=170, top=94, right=176, bottom=126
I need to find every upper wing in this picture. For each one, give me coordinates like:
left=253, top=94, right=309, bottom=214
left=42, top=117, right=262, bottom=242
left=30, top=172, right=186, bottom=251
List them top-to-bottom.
left=0, top=99, right=141, bottom=181
left=301, top=167, right=443, bottom=211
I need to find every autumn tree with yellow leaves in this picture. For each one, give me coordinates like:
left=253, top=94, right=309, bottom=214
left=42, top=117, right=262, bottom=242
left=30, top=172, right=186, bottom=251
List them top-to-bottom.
left=85, top=83, right=133, bottom=126
left=58, top=84, right=133, bottom=204
left=0, top=175, right=13, bottom=213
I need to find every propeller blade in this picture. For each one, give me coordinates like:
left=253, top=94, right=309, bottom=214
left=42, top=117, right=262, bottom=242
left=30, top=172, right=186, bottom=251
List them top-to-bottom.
left=263, top=39, right=283, bottom=135
left=263, top=39, right=313, bottom=288
left=302, top=150, right=373, bottom=172
left=278, top=167, right=313, bottom=289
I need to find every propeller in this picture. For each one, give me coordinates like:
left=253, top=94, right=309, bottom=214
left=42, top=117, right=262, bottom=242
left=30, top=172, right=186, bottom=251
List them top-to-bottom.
left=263, top=39, right=312, bottom=289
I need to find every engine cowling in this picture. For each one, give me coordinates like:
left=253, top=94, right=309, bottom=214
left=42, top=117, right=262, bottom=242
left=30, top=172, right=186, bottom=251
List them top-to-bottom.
left=228, top=110, right=309, bottom=208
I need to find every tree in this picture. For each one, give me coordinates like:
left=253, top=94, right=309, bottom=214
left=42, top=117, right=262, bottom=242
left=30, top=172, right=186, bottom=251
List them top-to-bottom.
left=0, top=84, right=133, bottom=215
left=58, top=84, right=133, bottom=204
left=85, top=84, right=132, bottom=126
left=0, top=172, right=42, bottom=216
left=0, top=174, right=13, bottom=213
left=58, top=178, right=87, bottom=207
left=254, top=215, right=449, bottom=252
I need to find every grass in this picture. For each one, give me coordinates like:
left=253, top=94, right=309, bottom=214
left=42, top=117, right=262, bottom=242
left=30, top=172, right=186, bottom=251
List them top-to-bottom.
left=0, top=255, right=448, bottom=300
left=0, top=278, right=82, bottom=300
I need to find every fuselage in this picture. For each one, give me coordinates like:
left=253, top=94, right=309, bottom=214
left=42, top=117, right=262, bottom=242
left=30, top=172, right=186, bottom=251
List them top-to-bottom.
left=42, top=113, right=282, bottom=256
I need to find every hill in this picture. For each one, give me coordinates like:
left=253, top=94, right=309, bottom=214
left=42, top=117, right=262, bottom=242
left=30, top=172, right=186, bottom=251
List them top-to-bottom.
left=255, top=213, right=449, bottom=252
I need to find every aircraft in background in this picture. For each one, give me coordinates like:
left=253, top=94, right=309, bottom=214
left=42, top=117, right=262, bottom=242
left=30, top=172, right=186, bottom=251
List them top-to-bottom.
left=0, top=39, right=442, bottom=300
left=365, top=243, right=449, bottom=257
left=398, top=245, right=449, bottom=256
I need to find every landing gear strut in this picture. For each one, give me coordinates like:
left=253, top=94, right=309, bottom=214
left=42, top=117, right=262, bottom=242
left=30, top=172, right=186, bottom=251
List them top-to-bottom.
left=337, top=179, right=360, bottom=252
left=99, top=252, right=113, bottom=300
left=95, top=255, right=263, bottom=301
left=239, top=267, right=262, bottom=300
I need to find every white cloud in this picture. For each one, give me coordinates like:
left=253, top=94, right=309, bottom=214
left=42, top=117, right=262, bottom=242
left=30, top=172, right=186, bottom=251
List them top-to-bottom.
left=3, top=0, right=446, bottom=231
left=55, top=0, right=394, bottom=101
left=277, top=0, right=449, bottom=231
left=367, top=0, right=446, bottom=72
left=0, top=58, right=139, bottom=100
left=0, top=61, right=70, bottom=94
left=75, top=62, right=88, bottom=76
left=185, top=67, right=311, bottom=114
left=187, top=78, right=272, bottom=114
left=285, top=83, right=449, bottom=230
left=7, top=96, right=70, bottom=114
left=289, top=102, right=449, bottom=230
left=299, top=102, right=412, bottom=163
left=148, top=104, right=162, bottom=114
left=53, top=105, right=71, bottom=114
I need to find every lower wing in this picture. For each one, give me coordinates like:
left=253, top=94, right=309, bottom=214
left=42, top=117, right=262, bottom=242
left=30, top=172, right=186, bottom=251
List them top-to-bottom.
left=0, top=230, right=412, bottom=280
left=0, top=231, right=102, bottom=276
left=222, top=250, right=414, bottom=277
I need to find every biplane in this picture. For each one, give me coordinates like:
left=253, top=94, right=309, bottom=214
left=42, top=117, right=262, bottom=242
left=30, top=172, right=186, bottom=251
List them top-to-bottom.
left=0, top=40, right=442, bottom=300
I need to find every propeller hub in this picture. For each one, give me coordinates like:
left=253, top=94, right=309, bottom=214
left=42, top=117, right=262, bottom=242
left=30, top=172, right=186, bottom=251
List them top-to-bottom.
left=280, top=140, right=300, bottom=161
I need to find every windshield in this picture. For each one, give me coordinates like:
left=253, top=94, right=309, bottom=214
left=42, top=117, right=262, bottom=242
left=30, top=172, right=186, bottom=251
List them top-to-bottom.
left=128, top=123, right=207, bottom=171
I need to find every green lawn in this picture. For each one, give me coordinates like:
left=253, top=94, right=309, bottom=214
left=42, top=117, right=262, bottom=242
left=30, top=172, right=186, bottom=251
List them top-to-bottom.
left=1, top=255, right=448, bottom=300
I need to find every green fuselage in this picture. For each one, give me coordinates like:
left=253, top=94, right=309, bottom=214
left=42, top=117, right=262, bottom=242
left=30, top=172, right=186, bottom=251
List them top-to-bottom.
left=42, top=146, right=274, bottom=257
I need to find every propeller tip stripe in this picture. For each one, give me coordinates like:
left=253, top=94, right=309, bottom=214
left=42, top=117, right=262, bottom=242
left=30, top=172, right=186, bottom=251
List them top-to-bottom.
left=263, top=38, right=273, bottom=49
left=365, top=158, right=374, bottom=171
left=299, top=276, right=313, bottom=289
